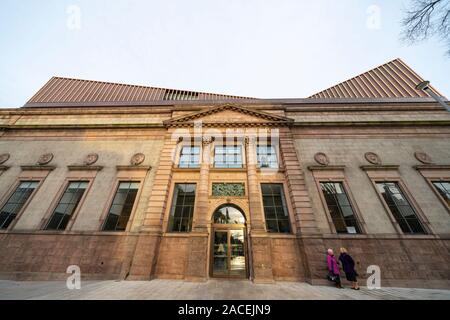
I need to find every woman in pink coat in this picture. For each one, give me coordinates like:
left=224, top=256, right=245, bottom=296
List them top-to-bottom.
left=327, top=248, right=342, bottom=288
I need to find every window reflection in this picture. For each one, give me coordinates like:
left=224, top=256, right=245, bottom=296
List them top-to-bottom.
left=213, top=205, right=246, bottom=224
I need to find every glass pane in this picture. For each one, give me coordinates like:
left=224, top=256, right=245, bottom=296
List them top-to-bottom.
left=45, top=181, right=87, bottom=230
left=118, top=182, right=131, bottom=189
left=129, top=182, right=140, bottom=189
left=320, top=182, right=360, bottom=234
left=376, top=182, right=425, bottom=234
left=168, top=183, right=196, bottom=232
left=60, top=192, right=74, bottom=204
left=262, top=195, right=274, bottom=207
left=340, top=205, right=356, bottom=218
left=213, top=206, right=245, bottom=224
left=264, top=206, right=276, bottom=219
left=274, top=206, right=288, bottom=218
left=0, top=212, right=15, bottom=229
left=46, top=213, right=64, bottom=230
left=103, top=214, right=119, bottom=231
left=115, top=215, right=129, bottom=231
left=405, top=218, right=425, bottom=234
left=266, top=219, right=278, bottom=232
left=277, top=219, right=291, bottom=233
left=230, top=230, right=245, bottom=276
left=213, top=231, right=228, bottom=276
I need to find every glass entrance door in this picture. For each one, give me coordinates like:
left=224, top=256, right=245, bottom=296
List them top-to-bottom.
left=212, top=229, right=246, bottom=278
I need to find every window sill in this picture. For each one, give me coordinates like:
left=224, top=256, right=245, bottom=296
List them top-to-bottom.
left=172, top=167, right=201, bottom=172
left=210, top=167, right=247, bottom=172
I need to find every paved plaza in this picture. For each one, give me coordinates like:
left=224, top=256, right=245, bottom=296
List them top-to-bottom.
left=0, top=279, right=449, bottom=300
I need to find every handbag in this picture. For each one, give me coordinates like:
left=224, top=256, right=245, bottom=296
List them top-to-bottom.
left=327, top=272, right=337, bottom=282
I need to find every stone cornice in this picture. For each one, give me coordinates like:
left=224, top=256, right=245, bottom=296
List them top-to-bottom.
left=19, top=96, right=445, bottom=108
left=293, top=120, right=450, bottom=127
left=0, top=123, right=165, bottom=130
left=20, top=165, right=56, bottom=171
left=67, top=165, right=104, bottom=171
left=116, top=165, right=152, bottom=171
left=308, top=165, right=346, bottom=171
left=360, top=165, right=400, bottom=171
left=414, top=165, right=450, bottom=171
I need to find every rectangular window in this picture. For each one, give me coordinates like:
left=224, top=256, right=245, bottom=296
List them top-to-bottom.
left=214, top=145, right=243, bottom=168
left=257, top=145, right=278, bottom=168
left=179, top=146, right=200, bottom=168
left=0, top=181, right=39, bottom=229
left=45, top=181, right=88, bottom=230
left=103, top=181, right=140, bottom=231
left=432, top=181, right=450, bottom=207
left=320, top=182, right=361, bottom=234
left=376, top=182, right=426, bottom=234
left=168, top=183, right=196, bottom=232
left=261, top=183, right=291, bottom=233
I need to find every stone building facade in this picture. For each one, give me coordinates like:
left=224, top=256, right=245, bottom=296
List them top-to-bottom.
left=0, top=58, right=449, bottom=288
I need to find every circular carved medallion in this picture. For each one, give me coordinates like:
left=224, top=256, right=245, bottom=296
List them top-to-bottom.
left=414, top=151, right=432, bottom=164
left=314, top=152, right=329, bottom=166
left=364, top=152, right=381, bottom=165
left=0, top=153, right=10, bottom=164
left=37, top=153, right=54, bottom=165
left=84, top=153, right=99, bottom=166
left=131, top=153, right=145, bottom=166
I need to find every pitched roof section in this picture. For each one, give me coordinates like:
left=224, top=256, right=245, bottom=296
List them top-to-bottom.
left=309, top=58, right=444, bottom=99
left=26, top=76, right=254, bottom=104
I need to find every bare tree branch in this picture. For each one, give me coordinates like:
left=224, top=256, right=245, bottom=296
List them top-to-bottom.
left=401, top=0, right=450, bottom=55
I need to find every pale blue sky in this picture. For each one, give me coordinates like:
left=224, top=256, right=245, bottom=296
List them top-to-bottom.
left=0, top=0, right=449, bottom=107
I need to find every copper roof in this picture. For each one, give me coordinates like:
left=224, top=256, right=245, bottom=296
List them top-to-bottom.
left=24, top=58, right=445, bottom=107
left=309, top=58, right=444, bottom=99
left=27, top=76, right=254, bottom=104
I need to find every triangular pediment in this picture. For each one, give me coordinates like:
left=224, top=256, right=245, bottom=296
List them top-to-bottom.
left=164, top=104, right=293, bottom=127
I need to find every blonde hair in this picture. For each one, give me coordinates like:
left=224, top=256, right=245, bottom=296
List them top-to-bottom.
left=340, top=247, right=348, bottom=253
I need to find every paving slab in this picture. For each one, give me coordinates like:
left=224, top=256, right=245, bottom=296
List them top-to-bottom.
left=0, top=280, right=449, bottom=300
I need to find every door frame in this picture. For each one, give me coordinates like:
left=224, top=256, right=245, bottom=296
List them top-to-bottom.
left=210, top=224, right=248, bottom=279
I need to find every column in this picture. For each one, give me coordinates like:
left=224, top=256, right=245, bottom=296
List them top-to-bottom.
left=245, top=135, right=275, bottom=283
left=184, top=136, right=213, bottom=281
left=191, top=136, right=213, bottom=231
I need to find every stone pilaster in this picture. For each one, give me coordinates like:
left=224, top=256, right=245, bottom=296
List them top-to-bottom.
left=279, top=127, right=327, bottom=284
left=127, top=131, right=178, bottom=280
left=245, top=136, right=275, bottom=283
left=245, top=136, right=266, bottom=232
left=184, top=137, right=213, bottom=281
left=191, top=137, right=213, bottom=231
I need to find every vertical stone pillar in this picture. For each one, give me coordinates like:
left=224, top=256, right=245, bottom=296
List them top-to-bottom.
left=279, top=127, right=327, bottom=284
left=126, top=131, right=178, bottom=280
left=245, top=135, right=275, bottom=283
left=245, top=136, right=266, bottom=231
left=184, top=137, right=213, bottom=281
left=191, top=137, right=213, bottom=231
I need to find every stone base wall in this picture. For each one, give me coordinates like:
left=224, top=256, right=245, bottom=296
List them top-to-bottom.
left=0, top=232, right=139, bottom=281
left=1, top=232, right=449, bottom=289
left=155, top=236, right=190, bottom=279
left=271, top=237, right=305, bottom=281
left=316, top=237, right=450, bottom=289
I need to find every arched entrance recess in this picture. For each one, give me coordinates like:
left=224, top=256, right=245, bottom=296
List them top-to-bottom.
left=210, top=204, right=248, bottom=278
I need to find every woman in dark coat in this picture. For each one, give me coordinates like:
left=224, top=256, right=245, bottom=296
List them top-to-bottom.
left=339, top=247, right=359, bottom=290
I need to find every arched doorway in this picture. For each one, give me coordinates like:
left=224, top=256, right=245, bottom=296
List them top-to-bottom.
left=210, top=204, right=247, bottom=278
